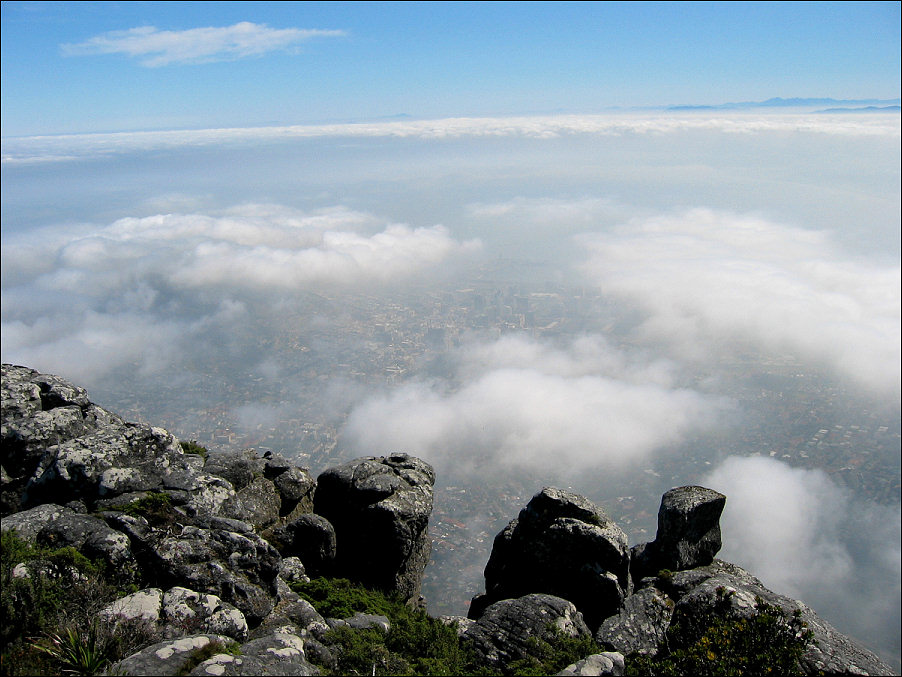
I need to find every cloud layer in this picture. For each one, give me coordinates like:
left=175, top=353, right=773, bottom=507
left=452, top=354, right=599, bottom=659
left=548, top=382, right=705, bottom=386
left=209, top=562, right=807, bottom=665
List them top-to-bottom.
left=61, top=22, right=345, bottom=67
left=4, top=112, right=898, bottom=165
left=0, top=203, right=478, bottom=383
left=579, top=208, right=901, bottom=401
left=343, top=334, right=728, bottom=478
left=703, top=456, right=900, bottom=666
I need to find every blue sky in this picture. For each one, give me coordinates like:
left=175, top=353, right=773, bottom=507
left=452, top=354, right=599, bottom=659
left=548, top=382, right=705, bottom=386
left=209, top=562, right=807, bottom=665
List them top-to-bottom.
left=1, top=1, right=900, bottom=136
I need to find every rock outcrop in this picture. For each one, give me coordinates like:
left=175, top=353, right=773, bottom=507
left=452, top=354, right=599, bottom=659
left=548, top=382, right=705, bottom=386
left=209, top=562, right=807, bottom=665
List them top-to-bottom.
left=2, top=364, right=896, bottom=676
left=313, top=453, right=435, bottom=603
left=630, top=485, right=726, bottom=581
left=471, top=487, right=630, bottom=630
left=462, top=593, right=593, bottom=670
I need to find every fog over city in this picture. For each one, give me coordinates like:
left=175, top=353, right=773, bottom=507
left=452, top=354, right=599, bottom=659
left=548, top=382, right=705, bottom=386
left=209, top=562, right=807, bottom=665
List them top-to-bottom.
left=2, top=111, right=900, bottom=667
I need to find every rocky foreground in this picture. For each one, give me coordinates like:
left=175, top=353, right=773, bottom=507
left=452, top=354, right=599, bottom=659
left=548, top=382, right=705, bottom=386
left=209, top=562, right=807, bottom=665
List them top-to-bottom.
left=0, top=363, right=894, bottom=675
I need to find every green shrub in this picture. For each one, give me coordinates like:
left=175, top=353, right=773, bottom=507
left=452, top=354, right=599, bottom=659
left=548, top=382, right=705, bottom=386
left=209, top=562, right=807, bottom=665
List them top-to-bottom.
left=179, top=440, right=208, bottom=461
left=108, top=491, right=178, bottom=528
left=1, top=530, right=138, bottom=676
left=291, top=577, right=397, bottom=619
left=293, top=577, right=480, bottom=676
left=626, top=596, right=814, bottom=676
left=507, top=628, right=601, bottom=676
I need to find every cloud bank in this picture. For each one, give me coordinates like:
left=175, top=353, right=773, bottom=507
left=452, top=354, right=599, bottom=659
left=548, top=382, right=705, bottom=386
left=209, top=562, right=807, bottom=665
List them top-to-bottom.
left=61, top=22, right=345, bottom=67
left=4, top=112, right=898, bottom=165
left=0, top=203, right=479, bottom=383
left=579, top=208, right=901, bottom=402
left=343, top=334, right=729, bottom=478
left=703, top=456, right=901, bottom=668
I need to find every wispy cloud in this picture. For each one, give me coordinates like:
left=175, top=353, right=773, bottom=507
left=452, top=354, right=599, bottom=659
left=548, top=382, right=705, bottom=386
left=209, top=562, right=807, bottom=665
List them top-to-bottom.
left=61, top=22, right=345, bottom=67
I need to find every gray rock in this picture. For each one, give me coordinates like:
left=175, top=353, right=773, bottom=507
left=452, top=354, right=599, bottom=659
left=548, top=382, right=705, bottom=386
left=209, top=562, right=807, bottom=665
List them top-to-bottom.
left=1, top=364, right=122, bottom=514
left=22, top=420, right=236, bottom=516
left=203, top=450, right=262, bottom=491
left=313, top=453, right=434, bottom=602
left=272, top=466, right=316, bottom=516
left=219, top=476, right=282, bottom=530
left=631, top=486, right=725, bottom=580
left=474, top=487, right=630, bottom=630
left=1, top=503, right=73, bottom=541
left=35, top=511, right=138, bottom=580
left=266, top=513, right=336, bottom=577
left=151, top=525, right=282, bottom=625
left=279, top=556, right=310, bottom=584
left=665, top=568, right=896, bottom=676
left=161, top=586, right=249, bottom=641
left=99, top=587, right=164, bottom=624
left=596, top=587, right=673, bottom=656
left=462, top=593, right=592, bottom=671
left=254, top=597, right=328, bottom=640
left=344, top=612, right=390, bottom=633
left=438, top=615, right=476, bottom=637
left=189, top=631, right=320, bottom=675
left=112, top=634, right=235, bottom=676
left=557, top=652, right=625, bottom=676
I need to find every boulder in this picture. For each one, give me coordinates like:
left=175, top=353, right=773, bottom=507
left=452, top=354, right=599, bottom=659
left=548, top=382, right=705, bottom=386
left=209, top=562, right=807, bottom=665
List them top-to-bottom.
left=1, top=364, right=122, bottom=514
left=22, top=420, right=235, bottom=517
left=203, top=450, right=262, bottom=491
left=313, top=453, right=434, bottom=602
left=272, top=466, right=316, bottom=517
left=219, top=476, right=282, bottom=530
left=631, top=486, right=725, bottom=580
left=473, top=487, right=630, bottom=630
left=1, top=503, right=73, bottom=541
left=35, top=510, right=138, bottom=581
left=265, top=514, right=336, bottom=577
left=149, top=525, right=282, bottom=625
left=661, top=566, right=896, bottom=676
left=99, top=586, right=248, bottom=641
left=595, top=586, right=672, bottom=656
left=462, top=593, right=592, bottom=670
left=189, top=631, right=320, bottom=676
left=111, top=634, right=236, bottom=677
left=557, top=652, right=625, bottom=676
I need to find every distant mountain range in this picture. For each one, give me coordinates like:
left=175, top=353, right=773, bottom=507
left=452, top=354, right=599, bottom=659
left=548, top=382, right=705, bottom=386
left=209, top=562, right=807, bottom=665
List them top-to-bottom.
left=666, top=97, right=901, bottom=112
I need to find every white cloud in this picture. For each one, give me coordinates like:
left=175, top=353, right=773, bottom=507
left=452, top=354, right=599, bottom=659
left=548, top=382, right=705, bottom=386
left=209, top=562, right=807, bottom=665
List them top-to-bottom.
left=61, top=22, right=345, bottom=67
left=4, top=113, right=898, bottom=165
left=0, top=203, right=479, bottom=381
left=579, top=208, right=901, bottom=401
left=343, top=334, right=728, bottom=478
left=703, top=456, right=900, bottom=663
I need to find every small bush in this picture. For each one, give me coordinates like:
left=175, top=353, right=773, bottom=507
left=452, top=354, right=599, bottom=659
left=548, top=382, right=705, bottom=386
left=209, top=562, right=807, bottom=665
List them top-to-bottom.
left=179, top=441, right=208, bottom=461
left=108, top=492, right=178, bottom=529
left=1, top=530, right=134, bottom=676
left=291, top=577, right=396, bottom=619
left=294, top=577, right=479, bottom=676
left=626, top=596, right=814, bottom=676
left=507, top=628, right=601, bottom=676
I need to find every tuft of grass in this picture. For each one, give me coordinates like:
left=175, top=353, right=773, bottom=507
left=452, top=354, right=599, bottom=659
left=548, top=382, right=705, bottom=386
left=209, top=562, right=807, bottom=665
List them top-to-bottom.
left=107, top=491, right=178, bottom=528
left=175, top=639, right=241, bottom=677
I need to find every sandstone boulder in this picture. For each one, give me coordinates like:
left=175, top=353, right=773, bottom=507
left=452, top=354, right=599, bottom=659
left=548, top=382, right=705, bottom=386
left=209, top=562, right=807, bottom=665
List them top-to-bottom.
left=313, top=453, right=434, bottom=602
left=631, top=485, right=725, bottom=580
left=473, top=487, right=630, bottom=630
left=266, top=513, right=336, bottom=577
left=462, top=593, right=592, bottom=670
left=556, top=652, right=625, bottom=676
